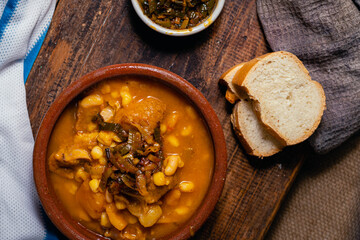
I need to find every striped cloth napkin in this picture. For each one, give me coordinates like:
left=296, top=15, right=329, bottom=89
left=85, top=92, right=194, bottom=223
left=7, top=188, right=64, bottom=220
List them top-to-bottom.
left=0, top=0, right=58, bottom=239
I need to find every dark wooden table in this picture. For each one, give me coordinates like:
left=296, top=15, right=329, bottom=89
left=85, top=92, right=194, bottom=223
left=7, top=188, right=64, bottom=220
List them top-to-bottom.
left=26, top=0, right=305, bottom=239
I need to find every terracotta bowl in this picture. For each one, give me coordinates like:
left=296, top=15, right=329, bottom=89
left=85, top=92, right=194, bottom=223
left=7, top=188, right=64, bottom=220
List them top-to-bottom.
left=33, top=63, right=227, bottom=240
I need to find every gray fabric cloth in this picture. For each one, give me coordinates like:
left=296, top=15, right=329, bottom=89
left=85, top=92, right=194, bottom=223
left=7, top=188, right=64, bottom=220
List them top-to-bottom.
left=257, top=0, right=360, bottom=154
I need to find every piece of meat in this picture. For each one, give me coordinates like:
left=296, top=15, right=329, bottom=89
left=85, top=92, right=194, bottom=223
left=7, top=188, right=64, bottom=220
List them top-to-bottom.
left=114, top=97, right=166, bottom=136
left=75, top=106, right=100, bottom=132
left=74, top=132, right=99, bottom=147
left=49, top=147, right=91, bottom=179
left=142, top=176, right=177, bottom=204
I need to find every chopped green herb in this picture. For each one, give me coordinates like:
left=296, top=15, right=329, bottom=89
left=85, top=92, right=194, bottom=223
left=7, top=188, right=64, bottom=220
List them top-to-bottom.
left=139, top=0, right=216, bottom=29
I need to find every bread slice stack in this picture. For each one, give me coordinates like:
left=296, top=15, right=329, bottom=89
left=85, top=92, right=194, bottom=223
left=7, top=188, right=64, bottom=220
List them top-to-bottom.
left=220, top=51, right=326, bottom=157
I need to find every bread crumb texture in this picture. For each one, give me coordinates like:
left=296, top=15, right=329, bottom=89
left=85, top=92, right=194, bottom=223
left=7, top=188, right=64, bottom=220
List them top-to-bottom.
left=243, top=52, right=325, bottom=145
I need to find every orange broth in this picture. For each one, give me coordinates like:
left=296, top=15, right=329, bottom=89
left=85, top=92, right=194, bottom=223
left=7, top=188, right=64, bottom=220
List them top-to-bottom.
left=48, top=77, right=214, bottom=239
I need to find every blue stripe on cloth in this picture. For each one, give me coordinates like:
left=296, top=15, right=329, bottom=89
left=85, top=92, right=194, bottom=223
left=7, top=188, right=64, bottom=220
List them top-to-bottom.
left=0, top=0, right=21, bottom=43
left=1, top=1, right=60, bottom=239
left=24, top=26, right=49, bottom=83
left=40, top=207, right=63, bottom=240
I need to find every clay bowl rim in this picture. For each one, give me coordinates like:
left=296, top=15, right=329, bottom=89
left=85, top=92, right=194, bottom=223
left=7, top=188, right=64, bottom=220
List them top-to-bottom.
left=33, top=63, right=227, bottom=240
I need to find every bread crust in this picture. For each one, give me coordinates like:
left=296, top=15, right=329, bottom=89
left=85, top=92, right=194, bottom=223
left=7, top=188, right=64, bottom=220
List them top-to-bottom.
left=232, top=51, right=326, bottom=145
left=219, top=63, right=245, bottom=104
left=225, top=90, right=238, bottom=104
left=231, top=101, right=282, bottom=157
left=231, top=102, right=259, bottom=156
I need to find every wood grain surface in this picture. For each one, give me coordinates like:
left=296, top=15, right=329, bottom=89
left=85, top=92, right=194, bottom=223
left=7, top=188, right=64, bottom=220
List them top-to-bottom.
left=26, top=0, right=305, bottom=239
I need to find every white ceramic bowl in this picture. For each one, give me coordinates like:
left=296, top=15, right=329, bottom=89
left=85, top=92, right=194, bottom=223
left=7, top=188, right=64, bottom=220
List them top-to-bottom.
left=131, top=0, right=225, bottom=36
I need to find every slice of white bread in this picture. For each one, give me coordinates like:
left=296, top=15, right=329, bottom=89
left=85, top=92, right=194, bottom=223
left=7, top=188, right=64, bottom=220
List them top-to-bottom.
left=232, top=51, right=326, bottom=146
left=219, top=63, right=245, bottom=104
left=221, top=63, right=283, bottom=157
left=231, top=99, right=284, bottom=157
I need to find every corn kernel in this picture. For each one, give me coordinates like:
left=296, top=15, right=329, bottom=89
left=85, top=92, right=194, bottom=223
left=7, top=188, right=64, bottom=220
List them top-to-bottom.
left=101, top=84, right=111, bottom=94
left=121, top=85, right=129, bottom=92
left=120, top=86, right=132, bottom=106
left=111, top=91, right=120, bottom=98
left=121, top=93, right=132, bottom=106
left=80, top=94, right=103, bottom=108
left=108, top=100, right=121, bottom=111
left=114, top=100, right=121, bottom=110
left=100, top=106, right=114, bottom=122
left=185, top=106, right=197, bottom=119
left=166, top=112, right=179, bottom=130
left=87, top=122, right=97, bottom=131
left=160, top=124, right=167, bottom=134
left=181, top=125, right=192, bottom=136
left=97, top=131, right=116, bottom=146
left=112, top=135, right=121, bottom=143
left=167, top=135, right=179, bottom=147
left=91, top=146, right=103, bottom=159
left=164, top=155, right=180, bottom=176
left=164, top=155, right=183, bottom=169
left=99, top=157, right=107, bottom=165
left=163, top=157, right=168, bottom=167
left=132, top=158, right=140, bottom=165
left=178, top=159, right=184, bottom=168
left=75, top=168, right=89, bottom=182
left=153, top=172, right=166, bottom=186
left=89, top=179, right=100, bottom=193
left=179, top=181, right=195, bottom=193
left=68, top=182, right=78, bottom=195
left=105, top=189, right=113, bottom=203
left=165, top=189, right=181, bottom=206
left=115, top=201, right=127, bottom=210
left=139, top=205, right=162, bottom=227
left=175, top=206, right=189, bottom=215
left=101, top=212, right=112, bottom=228
left=124, top=212, right=138, bottom=224
left=104, top=230, right=111, bottom=237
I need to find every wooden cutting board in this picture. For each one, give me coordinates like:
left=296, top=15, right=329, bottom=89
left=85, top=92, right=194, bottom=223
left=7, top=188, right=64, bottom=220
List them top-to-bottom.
left=26, top=0, right=305, bottom=239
